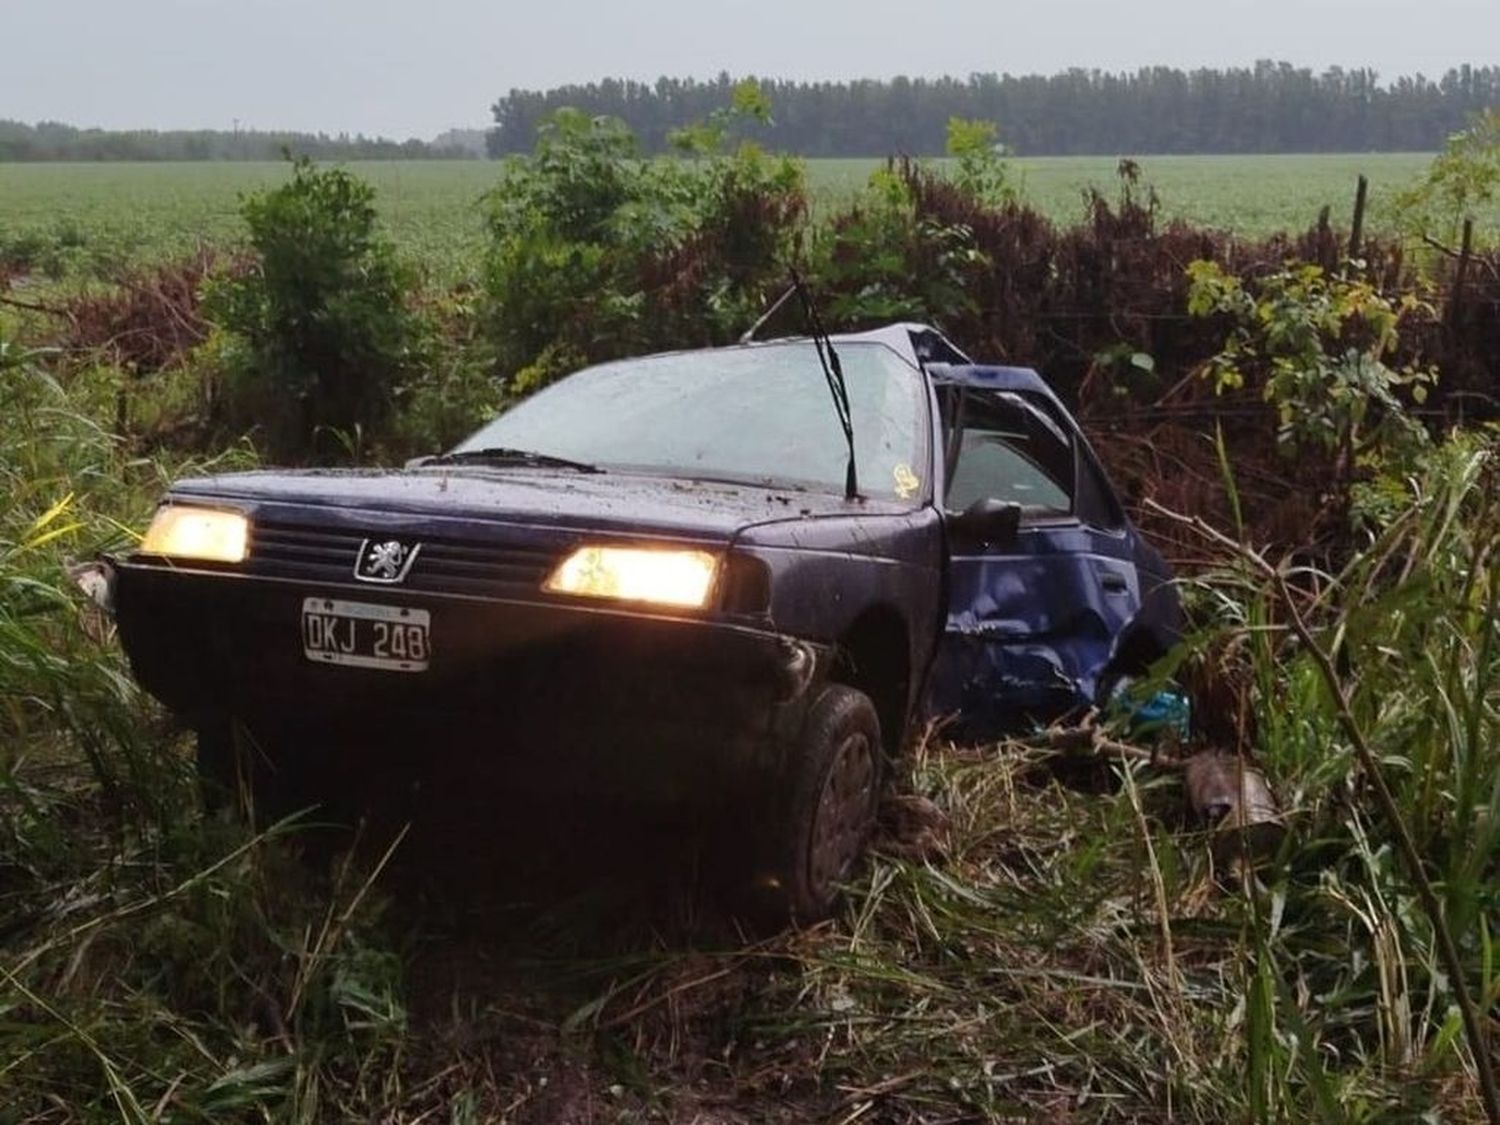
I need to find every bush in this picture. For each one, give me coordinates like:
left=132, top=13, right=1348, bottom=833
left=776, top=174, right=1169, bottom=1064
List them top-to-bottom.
left=481, top=97, right=805, bottom=393
left=1397, top=109, right=1500, bottom=250
left=946, top=117, right=1013, bottom=205
left=205, top=156, right=418, bottom=461
left=814, top=161, right=989, bottom=327
left=1187, top=259, right=1436, bottom=460
left=386, top=287, right=505, bottom=455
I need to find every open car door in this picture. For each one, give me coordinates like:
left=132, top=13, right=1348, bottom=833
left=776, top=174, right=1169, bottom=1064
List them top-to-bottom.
left=923, top=365, right=1145, bottom=738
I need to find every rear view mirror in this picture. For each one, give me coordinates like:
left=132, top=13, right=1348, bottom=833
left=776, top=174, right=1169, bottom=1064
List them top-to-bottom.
left=950, top=498, right=1021, bottom=547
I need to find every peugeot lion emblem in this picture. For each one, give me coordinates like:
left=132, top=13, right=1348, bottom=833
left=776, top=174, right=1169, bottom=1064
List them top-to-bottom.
left=354, top=538, right=421, bottom=584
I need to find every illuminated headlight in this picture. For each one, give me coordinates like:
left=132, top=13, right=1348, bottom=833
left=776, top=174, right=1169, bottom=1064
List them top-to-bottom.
left=138, top=506, right=249, bottom=563
left=544, top=546, right=720, bottom=609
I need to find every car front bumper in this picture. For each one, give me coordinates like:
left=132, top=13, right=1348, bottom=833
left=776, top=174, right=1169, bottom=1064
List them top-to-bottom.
left=106, top=556, right=828, bottom=801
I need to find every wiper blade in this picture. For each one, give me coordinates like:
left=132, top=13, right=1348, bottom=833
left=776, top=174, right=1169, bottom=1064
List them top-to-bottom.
left=790, top=270, right=858, bottom=500
left=421, top=447, right=604, bottom=473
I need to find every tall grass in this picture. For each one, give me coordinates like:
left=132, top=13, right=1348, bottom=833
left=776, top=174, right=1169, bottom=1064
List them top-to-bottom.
left=0, top=339, right=414, bottom=1121
left=556, top=431, right=1498, bottom=1121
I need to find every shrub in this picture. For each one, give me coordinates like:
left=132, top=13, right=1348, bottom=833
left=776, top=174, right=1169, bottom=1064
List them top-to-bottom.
left=481, top=97, right=805, bottom=393
left=1396, top=109, right=1500, bottom=250
left=946, top=117, right=1013, bottom=205
left=205, top=156, right=417, bottom=461
left=814, top=161, right=988, bottom=327
left=1186, top=259, right=1437, bottom=468
left=387, top=287, right=505, bottom=454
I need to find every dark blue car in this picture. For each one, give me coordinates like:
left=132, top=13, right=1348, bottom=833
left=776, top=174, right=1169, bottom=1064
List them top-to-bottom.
left=106, top=323, right=1179, bottom=919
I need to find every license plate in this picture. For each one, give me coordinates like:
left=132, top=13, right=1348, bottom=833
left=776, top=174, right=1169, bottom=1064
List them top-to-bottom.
left=301, top=598, right=431, bottom=672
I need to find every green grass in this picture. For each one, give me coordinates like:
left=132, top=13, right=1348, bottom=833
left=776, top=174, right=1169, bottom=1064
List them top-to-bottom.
left=0, top=154, right=1463, bottom=285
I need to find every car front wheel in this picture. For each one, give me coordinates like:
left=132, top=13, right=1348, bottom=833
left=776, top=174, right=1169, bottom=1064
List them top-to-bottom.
left=772, top=684, right=883, bottom=923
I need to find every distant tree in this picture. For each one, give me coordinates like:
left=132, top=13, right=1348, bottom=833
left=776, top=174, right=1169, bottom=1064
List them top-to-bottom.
left=487, top=65, right=1500, bottom=157
left=0, top=121, right=476, bottom=162
left=430, top=128, right=488, bottom=157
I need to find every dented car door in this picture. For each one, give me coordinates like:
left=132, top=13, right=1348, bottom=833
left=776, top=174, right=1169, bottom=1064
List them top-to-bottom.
left=924, top=369, right=1144, bottom=737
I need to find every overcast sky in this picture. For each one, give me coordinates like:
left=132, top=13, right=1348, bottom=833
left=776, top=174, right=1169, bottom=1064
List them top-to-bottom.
left=5, top=0, right=1497, bottom=139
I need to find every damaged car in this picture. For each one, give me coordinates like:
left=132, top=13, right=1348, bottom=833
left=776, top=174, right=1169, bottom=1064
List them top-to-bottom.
left=102, top=321, right=1180, bottom=919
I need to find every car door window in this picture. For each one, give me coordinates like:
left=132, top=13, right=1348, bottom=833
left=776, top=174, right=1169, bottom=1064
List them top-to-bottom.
left=945, top=391, right=1074, bottom=515
left=1075, top=450, right=1126, bottom=531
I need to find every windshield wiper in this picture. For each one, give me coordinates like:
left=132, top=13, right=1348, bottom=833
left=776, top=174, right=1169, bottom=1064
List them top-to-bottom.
left=790, top=270, right=858, bottom=500
left=420, top=447, right=604, bottom=473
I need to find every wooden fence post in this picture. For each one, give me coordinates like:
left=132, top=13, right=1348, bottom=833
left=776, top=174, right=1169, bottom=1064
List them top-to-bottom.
left=1347, top=175, right=1368, bottom=265
left=1316, top=205, right=1333, bottom=270
left=1447, top=216, right=1474, bottom=330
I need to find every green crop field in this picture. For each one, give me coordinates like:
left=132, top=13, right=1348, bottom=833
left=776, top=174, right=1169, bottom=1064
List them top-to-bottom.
left=808, top=152, right=1442, bottom=230
left=0, top=153, right=1456, bottom=285
left=0, top=161, right=500, bottom=281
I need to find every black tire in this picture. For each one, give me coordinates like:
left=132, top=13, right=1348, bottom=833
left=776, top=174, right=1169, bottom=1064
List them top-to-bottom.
left=771, top=684, right=884, bottom=924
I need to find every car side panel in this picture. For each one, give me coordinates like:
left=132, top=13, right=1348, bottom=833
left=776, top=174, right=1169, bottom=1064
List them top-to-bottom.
left=732, top=509, right=947, bottom=726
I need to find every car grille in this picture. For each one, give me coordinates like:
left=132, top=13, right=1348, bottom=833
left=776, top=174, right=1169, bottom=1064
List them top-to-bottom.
left=247, top=521, right=557, bottom=599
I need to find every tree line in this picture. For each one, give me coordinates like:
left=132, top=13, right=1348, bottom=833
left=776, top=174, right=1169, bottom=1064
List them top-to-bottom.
left=490, top=63, right=1500, bottom=156
left=0, top=121, right=476, bottom=162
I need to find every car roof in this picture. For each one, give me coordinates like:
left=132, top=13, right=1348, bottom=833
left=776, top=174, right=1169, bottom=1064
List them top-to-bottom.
left=758, top=322, right=971, bottom=370
left=561, top=323, right=972, bottom=377
left=926, top=362, right=1053, bottom=396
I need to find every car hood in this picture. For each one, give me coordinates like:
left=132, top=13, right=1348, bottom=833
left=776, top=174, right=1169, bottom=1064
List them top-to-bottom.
left=170, top=467, right=903, bottom=542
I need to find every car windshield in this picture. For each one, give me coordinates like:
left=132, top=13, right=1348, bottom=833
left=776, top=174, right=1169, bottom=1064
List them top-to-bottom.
left=455, top=342, right=929, bottom=501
